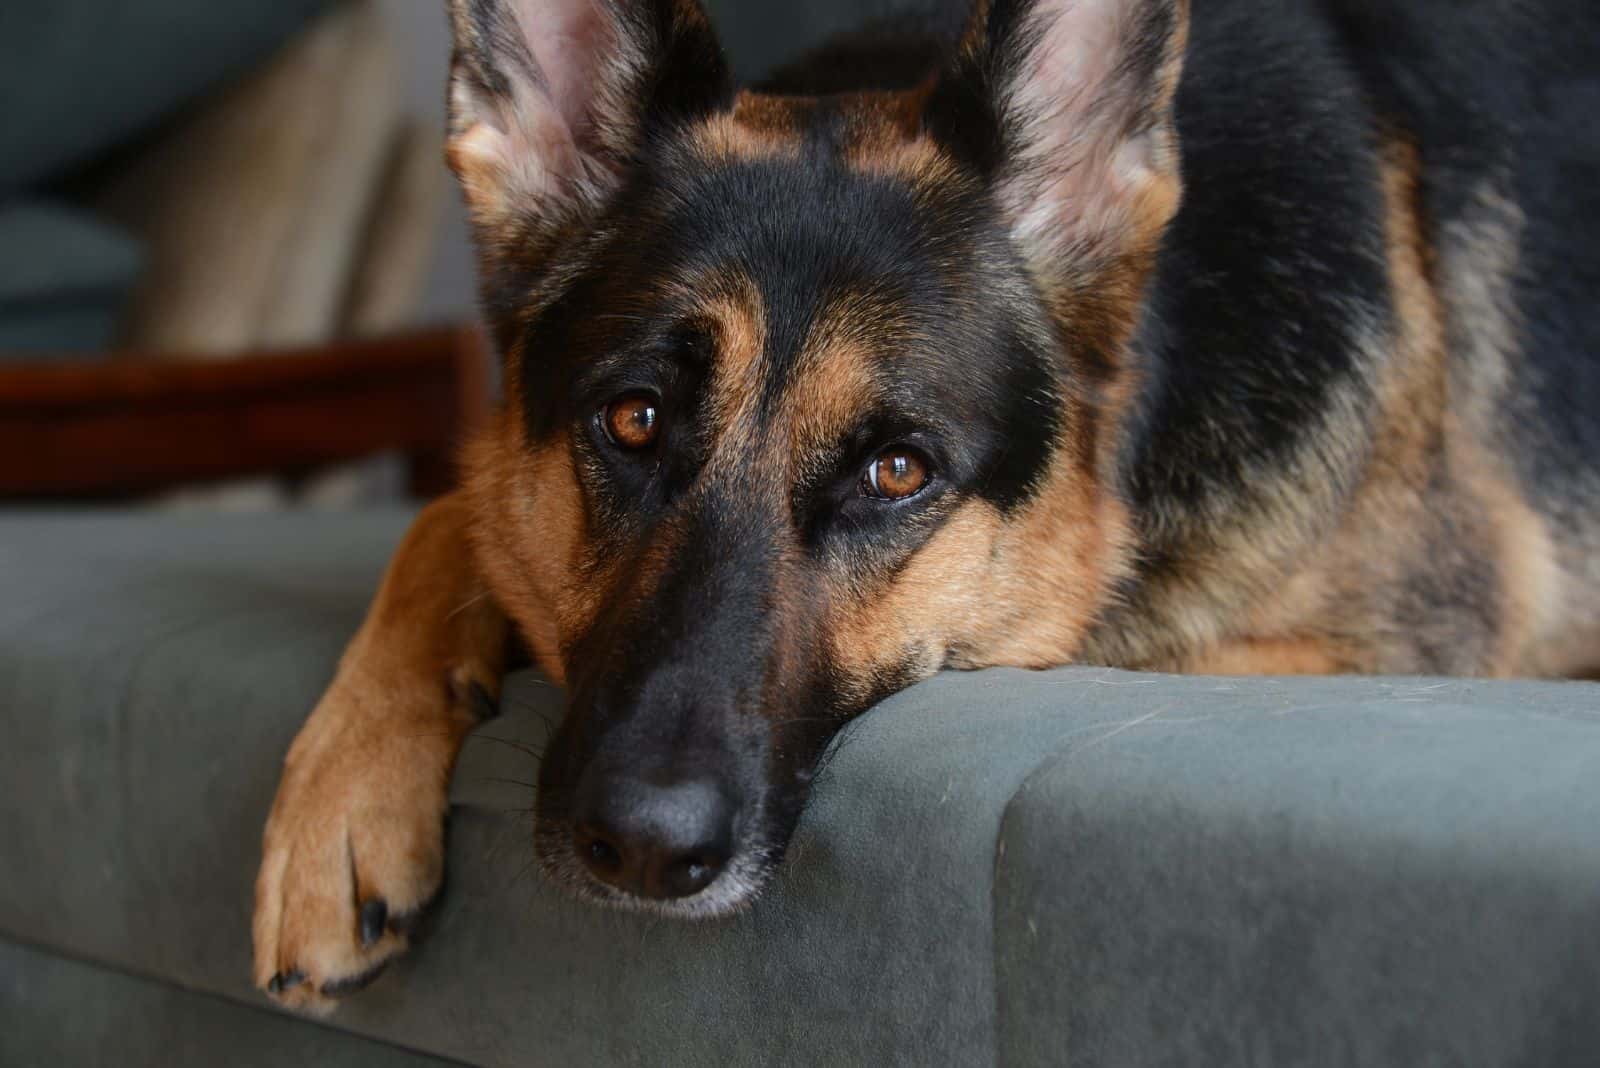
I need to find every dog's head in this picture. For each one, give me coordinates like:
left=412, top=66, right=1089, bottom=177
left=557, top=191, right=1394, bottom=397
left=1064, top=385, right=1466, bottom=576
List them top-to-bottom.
left=447, top=0, right=1187, bottom=915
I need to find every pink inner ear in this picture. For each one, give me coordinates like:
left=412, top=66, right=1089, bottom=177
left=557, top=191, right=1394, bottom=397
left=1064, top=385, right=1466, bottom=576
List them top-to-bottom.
left=507, top=0, right=617, bottom=143
left=999, top=0, right=1182, bottom=253
left=1013, top=0, right=1139, bottom=160
left=1020, top=0, right=1124, bottom=123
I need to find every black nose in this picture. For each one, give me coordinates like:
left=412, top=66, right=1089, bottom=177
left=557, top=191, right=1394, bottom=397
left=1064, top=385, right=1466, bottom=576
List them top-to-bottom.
left=573, top=776, right=736, bottom=900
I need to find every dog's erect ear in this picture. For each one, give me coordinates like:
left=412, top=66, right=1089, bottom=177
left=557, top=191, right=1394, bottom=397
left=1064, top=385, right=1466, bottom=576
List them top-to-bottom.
left=446, top=0, right=728, bottom=235
left=951, top=0, right=1189, bottom=290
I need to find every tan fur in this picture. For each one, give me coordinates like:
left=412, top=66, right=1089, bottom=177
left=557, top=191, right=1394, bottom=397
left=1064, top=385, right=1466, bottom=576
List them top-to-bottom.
left=837, top=82, right=953, bottom=180
left=697, top=87, right=949, bottom=179
left=690, top=94, right=805, bottom=162
left=444, top=123, right=533, bottom=235
left=847, top=126, right=958, bottom=191
left=1290, top=140, right=1557, bottom=677
left=1432, top=175, right=1600, bottom=674
left=699, top=276, right=772, bottom=465
left=703, top=280, right=884, bottom=490
left=786, top=330, right=882, bottom=466
left=461, top=413, right=589, bottom=680
left=1460, top=442, right=1562, bottom=674
left=975, top=449, right=1139, bottom=668
left=825, top=473, right=1133, bottom=697
left=253, top=495, right=507, bottom=1012
left=826, top=500, right=1007, bottom=701
left=1180, top=638, right=1346, bottom=677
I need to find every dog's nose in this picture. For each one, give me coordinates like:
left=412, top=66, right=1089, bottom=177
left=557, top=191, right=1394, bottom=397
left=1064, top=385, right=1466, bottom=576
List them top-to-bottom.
left=573, top=776, right=736, bottom=900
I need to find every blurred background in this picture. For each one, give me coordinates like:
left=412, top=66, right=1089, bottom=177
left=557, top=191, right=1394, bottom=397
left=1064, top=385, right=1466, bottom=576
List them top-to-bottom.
left=0, top=0, right=937, bottom=510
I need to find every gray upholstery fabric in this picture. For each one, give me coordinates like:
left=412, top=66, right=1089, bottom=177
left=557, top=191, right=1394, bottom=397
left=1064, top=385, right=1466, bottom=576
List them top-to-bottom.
left=0, top=0, right=333, bottom=195
left=0, top=201, right=141, bottom=355
left=0, top=509, right=401, bottom=1003
left=2, top=510, right=1599, bottom=1065
left=991, top=678, right=1600, bottom=1067
left=0, top=939, right=461, bottom=1067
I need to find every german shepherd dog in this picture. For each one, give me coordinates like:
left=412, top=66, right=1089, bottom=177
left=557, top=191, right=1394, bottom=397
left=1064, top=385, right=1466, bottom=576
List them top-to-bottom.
left=255, top=0, right=1600, bottom=1011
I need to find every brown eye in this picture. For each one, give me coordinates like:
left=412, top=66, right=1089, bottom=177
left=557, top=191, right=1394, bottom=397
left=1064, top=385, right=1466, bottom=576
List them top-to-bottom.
left=602, top=393, right=660, bottom=450
left=863, top=448, right=931, bottom=501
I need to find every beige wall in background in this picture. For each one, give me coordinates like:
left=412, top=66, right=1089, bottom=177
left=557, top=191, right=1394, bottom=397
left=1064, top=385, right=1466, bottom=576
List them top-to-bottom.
left=375, top=0, right=478, bottom=327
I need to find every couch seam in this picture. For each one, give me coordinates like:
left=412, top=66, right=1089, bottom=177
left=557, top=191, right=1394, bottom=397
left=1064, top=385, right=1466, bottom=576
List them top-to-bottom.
left=989, top=706, right=1183, bottom=1068
left=0, top=931, right=477, bottom=1066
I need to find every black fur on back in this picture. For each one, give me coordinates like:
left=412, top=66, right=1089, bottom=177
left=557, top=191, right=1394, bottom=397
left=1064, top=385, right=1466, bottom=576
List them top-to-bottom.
left=756, top=0, right=1600, bottom=571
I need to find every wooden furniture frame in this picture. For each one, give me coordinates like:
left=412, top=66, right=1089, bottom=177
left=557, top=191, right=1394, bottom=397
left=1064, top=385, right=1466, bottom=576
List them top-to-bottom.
left=0, top=327, right=492, bottom=499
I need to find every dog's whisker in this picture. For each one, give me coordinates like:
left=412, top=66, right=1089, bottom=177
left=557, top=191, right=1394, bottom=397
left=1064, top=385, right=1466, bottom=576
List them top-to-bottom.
left=445, top=590, right=493, bottom=622
left=465, top=735, right=547, bottom=760
left=480, top=776, right=540, bottom=790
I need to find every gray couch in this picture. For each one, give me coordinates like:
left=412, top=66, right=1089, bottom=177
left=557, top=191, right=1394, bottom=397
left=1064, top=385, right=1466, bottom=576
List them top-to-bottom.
left=3, top=509, right=1599, bottom=1066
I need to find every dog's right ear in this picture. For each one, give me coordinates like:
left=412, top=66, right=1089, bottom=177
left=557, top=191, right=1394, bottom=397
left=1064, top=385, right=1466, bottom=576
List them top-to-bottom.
left=446, top=0, right=728, bottom=240
left=940, top=0, right=1188, bottom=314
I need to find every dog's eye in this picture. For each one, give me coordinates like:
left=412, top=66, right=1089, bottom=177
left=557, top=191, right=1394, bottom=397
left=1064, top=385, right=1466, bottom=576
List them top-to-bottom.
left=602, top=393, right=660, bottom=450
left=862, top=448, right=931, bottom=501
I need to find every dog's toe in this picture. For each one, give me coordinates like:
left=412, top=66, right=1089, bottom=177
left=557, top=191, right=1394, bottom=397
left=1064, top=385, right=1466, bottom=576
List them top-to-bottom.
left=252, top=691, right=457, bottom=1014
left=258, top=812, right=444, bottom=1013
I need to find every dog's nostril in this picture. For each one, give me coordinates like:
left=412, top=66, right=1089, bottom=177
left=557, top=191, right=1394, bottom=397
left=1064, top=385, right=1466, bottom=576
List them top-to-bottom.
left=571, top=776, right=736, bottom=901
left=585, top=835, right=622, bottom=874
left=663, top=855, right=717, bottom=898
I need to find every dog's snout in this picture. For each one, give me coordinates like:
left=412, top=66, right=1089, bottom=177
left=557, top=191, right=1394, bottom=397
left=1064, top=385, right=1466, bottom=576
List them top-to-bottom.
left=573, top=775, right=736, bottom=900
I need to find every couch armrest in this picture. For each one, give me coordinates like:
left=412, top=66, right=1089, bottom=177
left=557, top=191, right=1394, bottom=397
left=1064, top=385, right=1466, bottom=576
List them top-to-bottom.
left=988, top=672, right=1600, bottom=1066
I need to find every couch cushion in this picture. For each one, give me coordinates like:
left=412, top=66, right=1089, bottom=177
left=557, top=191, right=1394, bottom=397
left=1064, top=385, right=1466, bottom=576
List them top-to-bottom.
left=0, top=0, right=333, bottom=195
left=0, top=201, right=143, bottom=355
left=0, top=509, right=1030, bottom=1065
left=1, top=510, right=1597, bottom=1066
left=992, top=677, right=1600, bottom=1067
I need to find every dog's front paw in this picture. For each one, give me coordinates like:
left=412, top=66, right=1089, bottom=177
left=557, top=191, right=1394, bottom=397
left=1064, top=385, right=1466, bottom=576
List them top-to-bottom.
left=252, top=668, right=475, bottom=1014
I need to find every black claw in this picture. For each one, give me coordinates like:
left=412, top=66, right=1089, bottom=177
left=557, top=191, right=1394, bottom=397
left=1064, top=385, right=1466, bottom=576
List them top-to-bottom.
left=447, top=670, right=500, bottom=721
left=359, top=899, right=388, bottom=947
left=320, top=960, right=391, bottom=998
left=267, top=969, right=305, bottom=995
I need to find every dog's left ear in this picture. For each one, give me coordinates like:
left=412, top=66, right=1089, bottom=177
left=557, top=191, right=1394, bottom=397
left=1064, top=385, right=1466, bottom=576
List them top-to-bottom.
left=446, top=0, right=728, bottom=241
left=950, top=0, right=1189, bottom=295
